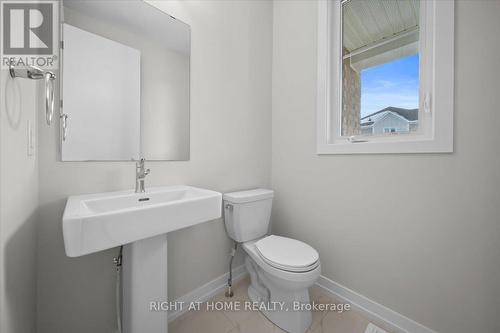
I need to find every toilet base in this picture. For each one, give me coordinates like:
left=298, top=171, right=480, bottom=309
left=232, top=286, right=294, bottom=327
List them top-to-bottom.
left=245, top=256, right=314, bottom=333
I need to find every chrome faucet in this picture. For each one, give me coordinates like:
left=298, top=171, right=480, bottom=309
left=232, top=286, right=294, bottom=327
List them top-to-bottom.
left=135, top=158, right=150, bottom=193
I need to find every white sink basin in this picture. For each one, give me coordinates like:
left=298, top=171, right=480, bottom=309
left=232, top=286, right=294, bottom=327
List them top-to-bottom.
left=63, top=185, right=222, bottom=257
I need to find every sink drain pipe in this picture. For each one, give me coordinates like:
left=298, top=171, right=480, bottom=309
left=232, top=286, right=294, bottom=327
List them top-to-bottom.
left=225, top=241, right=238, bottom=298
left=113, top=246, right=123, bottom=333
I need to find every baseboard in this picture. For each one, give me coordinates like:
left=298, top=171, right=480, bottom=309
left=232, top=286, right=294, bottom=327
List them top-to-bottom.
left=168, top=264, right=247, bottom=323
left=169, top=267, right=436, bottom=333
left=316, top=275, right=437, bottom=333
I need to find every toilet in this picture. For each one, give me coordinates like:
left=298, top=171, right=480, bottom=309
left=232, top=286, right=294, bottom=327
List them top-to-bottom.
left=223, top=189, right=321, bottom=333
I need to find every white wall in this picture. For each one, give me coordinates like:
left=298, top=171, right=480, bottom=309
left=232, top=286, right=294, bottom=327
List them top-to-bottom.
left=36, top=1, right=272, bottom=332
left=272, top=1, right=500, bottom=333
left=141, top=48, right=190, bottom=160
left=0, top=71, right=39, bottom=332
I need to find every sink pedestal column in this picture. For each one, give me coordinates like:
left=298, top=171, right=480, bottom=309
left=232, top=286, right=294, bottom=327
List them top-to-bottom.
left=122, top=234, right=169, bottom=333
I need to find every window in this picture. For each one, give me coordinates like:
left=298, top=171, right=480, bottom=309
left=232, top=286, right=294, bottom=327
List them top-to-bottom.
left=317, top=0, right=454, bottom=154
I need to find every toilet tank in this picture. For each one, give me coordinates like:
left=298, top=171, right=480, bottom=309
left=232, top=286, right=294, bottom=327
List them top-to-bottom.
left=223, top=189, right=274, bottom=242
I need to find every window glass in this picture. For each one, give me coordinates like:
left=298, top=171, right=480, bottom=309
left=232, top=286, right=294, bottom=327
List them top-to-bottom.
left=341, top=0, right=420, bottom=137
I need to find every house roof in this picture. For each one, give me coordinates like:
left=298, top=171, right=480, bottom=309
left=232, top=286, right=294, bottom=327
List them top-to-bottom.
left=343, top=0, right=419, bottom=53
left=343, top=0, right=419, bottom=72
left=360, top=107, right=418, bottom=126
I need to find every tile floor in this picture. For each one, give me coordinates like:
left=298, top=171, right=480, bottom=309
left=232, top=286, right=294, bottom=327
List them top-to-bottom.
left=169, top=277, right=394, bottom=333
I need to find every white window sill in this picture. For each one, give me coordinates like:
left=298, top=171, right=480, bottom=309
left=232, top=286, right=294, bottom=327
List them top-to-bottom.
left=317, top=135, right=453, bottom=154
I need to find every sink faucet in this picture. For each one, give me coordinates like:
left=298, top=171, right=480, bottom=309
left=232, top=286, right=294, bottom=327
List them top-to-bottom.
left=135, top=158, right=150, bottom=193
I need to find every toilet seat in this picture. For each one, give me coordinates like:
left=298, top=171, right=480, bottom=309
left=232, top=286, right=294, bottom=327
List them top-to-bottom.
left=255, top=235, right=319, bottom=272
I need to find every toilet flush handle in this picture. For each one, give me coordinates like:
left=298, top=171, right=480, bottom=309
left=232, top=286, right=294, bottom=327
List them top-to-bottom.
left=225, top=203, right=233, bottom=211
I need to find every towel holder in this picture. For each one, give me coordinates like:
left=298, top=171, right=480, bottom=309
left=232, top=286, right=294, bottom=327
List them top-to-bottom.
left=9, top=60, right=57, bottom=126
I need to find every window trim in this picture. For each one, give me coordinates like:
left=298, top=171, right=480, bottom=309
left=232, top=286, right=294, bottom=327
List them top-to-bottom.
left=316, top=0, right=454, bottom=154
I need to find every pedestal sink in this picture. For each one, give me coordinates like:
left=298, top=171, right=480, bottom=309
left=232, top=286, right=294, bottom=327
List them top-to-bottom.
left=62, top=185, right=222, bottom=333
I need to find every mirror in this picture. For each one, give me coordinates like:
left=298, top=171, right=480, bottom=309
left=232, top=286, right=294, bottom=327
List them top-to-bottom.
left=61, top=0, right=190, bottom=161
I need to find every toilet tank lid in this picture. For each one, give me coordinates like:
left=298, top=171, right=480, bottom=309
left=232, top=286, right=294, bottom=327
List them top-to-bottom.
left=223, top=189, right=274, bottom=203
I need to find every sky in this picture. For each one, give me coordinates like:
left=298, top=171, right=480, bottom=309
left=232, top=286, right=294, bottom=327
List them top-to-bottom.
left=360, top=54, right=419, bottom=118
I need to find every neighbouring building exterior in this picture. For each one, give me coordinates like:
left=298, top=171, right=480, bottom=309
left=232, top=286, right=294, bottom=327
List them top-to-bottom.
left=360, top=107, right=418, bottom=135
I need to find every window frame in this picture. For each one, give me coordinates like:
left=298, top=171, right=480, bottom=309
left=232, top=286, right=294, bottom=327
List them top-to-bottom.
left=316, top=0, right=454, bottom=154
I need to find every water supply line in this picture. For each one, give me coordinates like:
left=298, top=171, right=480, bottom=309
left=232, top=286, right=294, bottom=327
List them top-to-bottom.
left=225, top=241, right=238, bottom=298
left=113, top=246, right=123, bottom=333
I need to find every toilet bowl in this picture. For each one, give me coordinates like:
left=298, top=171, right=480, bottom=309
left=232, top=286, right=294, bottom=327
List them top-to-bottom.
left=223, top=189, right=321, bottom=333
left=243, top=236, right=321, bottom=333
